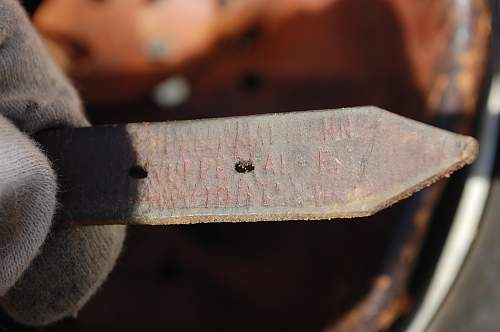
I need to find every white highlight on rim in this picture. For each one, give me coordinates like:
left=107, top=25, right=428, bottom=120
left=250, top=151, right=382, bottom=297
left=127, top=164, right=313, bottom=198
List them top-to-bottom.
left=405, top=74, right=500, bottom=332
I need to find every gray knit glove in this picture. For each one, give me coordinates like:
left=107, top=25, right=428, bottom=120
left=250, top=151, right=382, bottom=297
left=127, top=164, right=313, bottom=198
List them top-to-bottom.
left=0, top=0, right=126, bottom=326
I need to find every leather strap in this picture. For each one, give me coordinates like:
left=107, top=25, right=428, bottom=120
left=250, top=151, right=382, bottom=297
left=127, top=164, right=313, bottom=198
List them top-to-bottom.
left=37, top=107, right=477, bottom=225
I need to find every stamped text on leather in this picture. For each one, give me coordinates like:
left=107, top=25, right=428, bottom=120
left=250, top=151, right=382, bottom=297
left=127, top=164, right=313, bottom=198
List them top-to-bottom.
left=39, top=107, right=476, bottom=224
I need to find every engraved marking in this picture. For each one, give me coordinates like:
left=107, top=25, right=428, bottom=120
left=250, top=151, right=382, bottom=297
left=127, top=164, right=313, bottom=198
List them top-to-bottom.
left=323, top=116, right=353, bottom=142
left=342, top=116, right=352, bottom=139
left=359, top=117, right=380, bottom=178
left=323, top=118, right=328, bottom=142
left=234, top=121, right=240, bottom=158
left=285, top=121, right=290, bottom=144
left=243, top=122, right=252, bottom=152
left=256, top=123, right=265, bottom=147
left=215, top=124, right=228, bottom=158
left=268, top=124, right=273, bottom=145
left=360, top=137, right=375, bottom=178
left=217, top=141, right=224, bottom=157
left=317, top=149, right=338, bottom=175
left=318, top=150, right=324, bottom=173
left=264, top=153, right=276, bottom=175
left=280, top=153, right=286, bottom=175
left=216, top=158, right=226, bottom=179
left=335, top=158, right=344, bottom=168
left=199, top=159, right=208, bottom=180
left=183, top=160, right=190, bottom=182
left=166, top=162, right=180, bottom=182
left=288, top=174, right=303, bottom=207
left=234, top=178, right=253, bottom=207
left=235, top=178, right=243, bottom=207
left=260, top=181, right=281, bottom=207
left=169, top=182, right=201, bottom=209
left=244, top=183, right=253, bottom=207
left=313, top=184, right=323, bottom=207
left=204, top=186, right=210, bottom=208
left=216, top=186, right=231, bottom=208
left=261, top=188, right=271, bottom=206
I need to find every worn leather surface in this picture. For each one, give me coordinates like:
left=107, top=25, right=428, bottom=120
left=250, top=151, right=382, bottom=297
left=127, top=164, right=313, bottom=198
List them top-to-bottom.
left=38, top=107, right=477, bottom=225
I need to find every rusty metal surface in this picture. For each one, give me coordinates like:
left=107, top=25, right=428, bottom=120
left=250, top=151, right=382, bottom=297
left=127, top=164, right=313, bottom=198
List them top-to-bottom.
left=37, top=107, right=477, bottom=226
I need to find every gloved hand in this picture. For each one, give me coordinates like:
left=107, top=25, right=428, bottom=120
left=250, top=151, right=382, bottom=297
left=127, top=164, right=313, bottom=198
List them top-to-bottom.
left=0, top=0, right=126, bottom=326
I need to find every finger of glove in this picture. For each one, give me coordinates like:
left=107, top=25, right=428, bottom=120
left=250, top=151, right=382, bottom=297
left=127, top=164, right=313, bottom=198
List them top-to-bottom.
left=0, top=0, right=88, bottom=132
left=0, top=1, right=127, bottom=326
left=0, top=115, right=55, bottom=296
left=1, top=224, right=126, bottom=326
